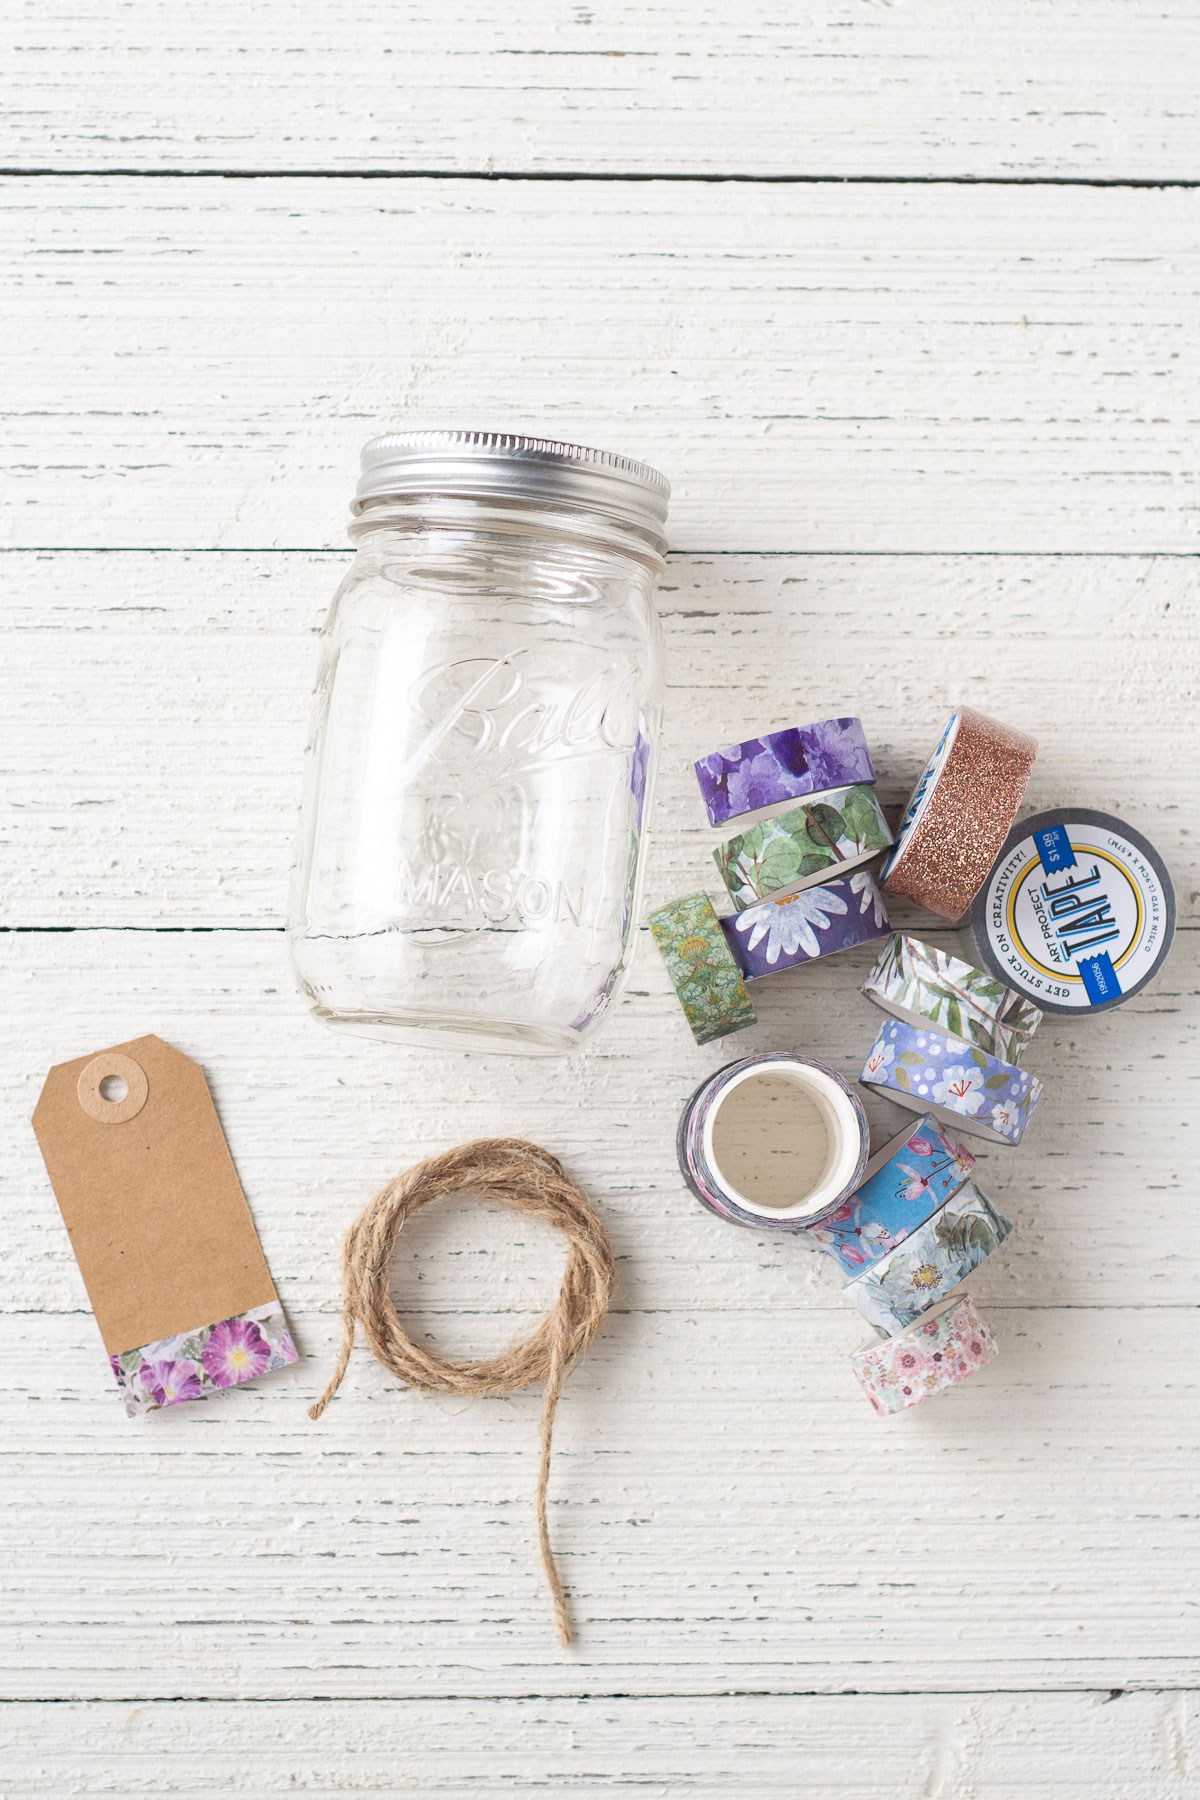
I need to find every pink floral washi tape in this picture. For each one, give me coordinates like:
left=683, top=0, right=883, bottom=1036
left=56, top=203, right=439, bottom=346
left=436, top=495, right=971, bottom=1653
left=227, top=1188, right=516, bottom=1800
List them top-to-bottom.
left=850, top=1293, right=998, bottom=1416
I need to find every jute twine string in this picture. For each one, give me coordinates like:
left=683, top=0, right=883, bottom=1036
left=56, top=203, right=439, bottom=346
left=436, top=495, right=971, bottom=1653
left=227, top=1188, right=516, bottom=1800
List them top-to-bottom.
left=308, top=1137, right=614, bottom=1647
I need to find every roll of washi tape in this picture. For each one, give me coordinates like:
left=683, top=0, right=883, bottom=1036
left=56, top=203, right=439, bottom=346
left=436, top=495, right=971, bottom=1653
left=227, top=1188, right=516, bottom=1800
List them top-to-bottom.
left=881, top=709, right=1037, bottom=922
left=694, top=718, right=876, bottom=828
left=714, top=784, right=893, bottom=909
left=968, top=807, right=1177, bottom=1015
left=720, top=872, right=891, bottom=980
left=648, top=892, right=757, bottom=1044
left=862, top=933, right=1043, bottom=1065
left=861, top=1018, right=1043, bottom=1146
left=677, top=1053, right=870, bottom=1231
left=807, top=1116, right=976, bottom=1274
left=841, top=1182, right=1013, bottom=1335
left=850, top=1294, right=999, bottom=1416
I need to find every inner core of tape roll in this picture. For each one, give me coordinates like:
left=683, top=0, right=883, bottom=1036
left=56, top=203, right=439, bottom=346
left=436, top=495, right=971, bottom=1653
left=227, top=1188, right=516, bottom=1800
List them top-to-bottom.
left=702, top=1059, right=862, bottom=1221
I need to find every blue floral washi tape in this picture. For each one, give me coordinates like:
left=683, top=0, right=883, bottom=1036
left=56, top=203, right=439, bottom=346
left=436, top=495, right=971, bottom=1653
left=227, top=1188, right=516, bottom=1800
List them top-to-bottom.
left=694, top=718, right=876, bottom=828
left=720, top=871, right=891, bottom=980
left=861, top=1017, right=1043, bottom=1146
left=677, top=1053, right=870, bottom=1231
left=807, top=1115, right=976, bottom=1274
left=841, top=1182, right=1013, bottom=1336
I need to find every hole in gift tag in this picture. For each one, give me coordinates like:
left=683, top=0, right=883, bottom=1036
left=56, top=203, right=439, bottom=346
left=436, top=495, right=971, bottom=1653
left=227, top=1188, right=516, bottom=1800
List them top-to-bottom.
left=77, top=1052, right=149, bottom=1124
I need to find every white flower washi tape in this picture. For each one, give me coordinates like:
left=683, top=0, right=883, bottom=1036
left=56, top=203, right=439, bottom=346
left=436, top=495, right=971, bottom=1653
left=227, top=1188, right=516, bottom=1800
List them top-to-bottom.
left=721, top=872, right=891, bottom=980
left=863, top=933, right=1042, bottom=1065
left=861, top=1018, right=1043, bottom=1146
left=841, top=1182, right=1013, bottom=1336
left=850, top=1293, right=999, bottom=1416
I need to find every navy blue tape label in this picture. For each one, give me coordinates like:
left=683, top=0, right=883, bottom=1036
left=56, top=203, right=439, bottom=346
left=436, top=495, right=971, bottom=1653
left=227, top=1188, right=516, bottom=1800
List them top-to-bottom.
left=1034, top=825, right=1076, bottom=874
left=1079, top=951, right=1122, bottom=1004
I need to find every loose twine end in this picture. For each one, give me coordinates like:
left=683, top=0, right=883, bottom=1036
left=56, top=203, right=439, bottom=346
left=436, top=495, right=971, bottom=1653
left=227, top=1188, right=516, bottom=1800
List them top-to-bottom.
left=305, top=1137, right=613, bottom=1650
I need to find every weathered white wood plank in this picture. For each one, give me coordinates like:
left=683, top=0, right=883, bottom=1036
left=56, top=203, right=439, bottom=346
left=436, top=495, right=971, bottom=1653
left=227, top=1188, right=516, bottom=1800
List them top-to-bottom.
left=3, top=1, right=1199, bottom=181
left=5, top=180, right=1200, bottom=551
left=3, top=552, right=1196, bottom=927
left=3, top=1299, right=1200, bottom=1696
left=2, top=1693, right=1196, bottom=1797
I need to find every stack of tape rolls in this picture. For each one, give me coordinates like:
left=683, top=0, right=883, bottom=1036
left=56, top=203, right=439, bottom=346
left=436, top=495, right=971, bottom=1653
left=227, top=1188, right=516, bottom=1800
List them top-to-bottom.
left=651, top=716, right=894, bottom=1044
left=860, top=934, right=1045, bottom=1146
left=809, top=1110, right=1010, bottom=1411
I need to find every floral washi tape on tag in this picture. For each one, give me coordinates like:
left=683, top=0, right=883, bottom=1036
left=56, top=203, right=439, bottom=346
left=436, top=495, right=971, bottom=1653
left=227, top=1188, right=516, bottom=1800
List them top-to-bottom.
left=694, top=718, right=876, bottom=828
left=714, top=783, right=893, bottom=909
left=863, top=933, right=1042, bottom=1065
left=861, top=1019, right=1043, bottom=1146
left=33, top=1035, right=298, bottom=1416
left=808, top=1116, right=976, bottom=1274
left=841, top=1183, right=1013, bottom=1335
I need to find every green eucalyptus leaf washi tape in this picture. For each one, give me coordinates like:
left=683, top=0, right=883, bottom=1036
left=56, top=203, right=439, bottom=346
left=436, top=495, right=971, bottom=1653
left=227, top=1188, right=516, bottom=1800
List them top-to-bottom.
left=713, top=782, right=894, bottom=908
left=648, top=892, right=757, bottom=1045
left=862, top=933, right=1042, bottom=1065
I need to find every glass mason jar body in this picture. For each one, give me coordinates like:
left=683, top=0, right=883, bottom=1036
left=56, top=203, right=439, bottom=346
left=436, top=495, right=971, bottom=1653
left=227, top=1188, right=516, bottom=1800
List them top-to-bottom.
left=290, top=469, right=667, bottom=1055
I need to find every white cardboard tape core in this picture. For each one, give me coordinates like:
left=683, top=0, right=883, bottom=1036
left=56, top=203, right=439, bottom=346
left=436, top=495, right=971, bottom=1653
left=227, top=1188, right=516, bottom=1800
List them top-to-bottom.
left=702, top=1059, right=863, bottom=1221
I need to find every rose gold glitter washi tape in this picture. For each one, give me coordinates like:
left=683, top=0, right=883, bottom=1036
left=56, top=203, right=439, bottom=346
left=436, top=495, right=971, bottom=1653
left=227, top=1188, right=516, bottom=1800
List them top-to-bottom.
left=881, top=709, right=1037, bottom=923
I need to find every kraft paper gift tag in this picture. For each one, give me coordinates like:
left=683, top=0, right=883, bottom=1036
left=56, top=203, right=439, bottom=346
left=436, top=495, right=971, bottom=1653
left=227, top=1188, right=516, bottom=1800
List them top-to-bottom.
left=32, top=1034, right=298, bottom=1416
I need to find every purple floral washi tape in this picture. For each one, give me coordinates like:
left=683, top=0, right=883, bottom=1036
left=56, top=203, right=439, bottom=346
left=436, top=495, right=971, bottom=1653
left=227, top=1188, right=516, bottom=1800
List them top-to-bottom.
left=694, top=717, right=876, bottom=828
left=720, top=871, right=891, bottom=980
left=861, top=1017, right=1043, bottom=1146
left=807, top=1116, right=976, bottom=1274
left=850, top=1294, right=999, bottom=1417
left=109, top=1301, right=299, bottom=1417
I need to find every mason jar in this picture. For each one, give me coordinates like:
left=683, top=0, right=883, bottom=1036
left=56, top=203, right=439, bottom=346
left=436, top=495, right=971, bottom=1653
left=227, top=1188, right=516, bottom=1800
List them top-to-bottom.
left=290, top=431, right=670, bottom=1055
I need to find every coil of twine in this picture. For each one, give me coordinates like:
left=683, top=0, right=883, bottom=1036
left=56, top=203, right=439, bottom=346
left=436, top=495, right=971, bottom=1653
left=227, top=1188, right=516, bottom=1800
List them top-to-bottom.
left=308, top=1137, right=614, bottom=1647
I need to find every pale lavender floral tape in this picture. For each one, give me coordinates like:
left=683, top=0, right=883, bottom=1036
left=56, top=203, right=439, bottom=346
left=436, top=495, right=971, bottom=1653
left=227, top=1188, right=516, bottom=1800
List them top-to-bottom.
left=694, top=717, right=876, bottom=827
left=720, top=871, right=891, bottom=979
left=108, top=1301, right=299, bottom=1417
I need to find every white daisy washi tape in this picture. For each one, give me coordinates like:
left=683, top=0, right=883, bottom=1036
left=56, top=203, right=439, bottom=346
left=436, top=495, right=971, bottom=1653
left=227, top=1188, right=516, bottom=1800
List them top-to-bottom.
left=721, top=872, right=891, bottom=980
left=862, top=933, right=1042, bottom=1065
left=861, top=1018, right=1043, bottom=1146
left=841, top=1182, right=1013, bottom=1336
left=850, top=1293, right=999, bottom=1416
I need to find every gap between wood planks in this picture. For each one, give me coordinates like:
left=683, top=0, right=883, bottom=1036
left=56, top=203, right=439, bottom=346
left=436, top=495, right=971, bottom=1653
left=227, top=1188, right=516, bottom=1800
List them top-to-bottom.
left=5, top=169, right=1200, bottom=187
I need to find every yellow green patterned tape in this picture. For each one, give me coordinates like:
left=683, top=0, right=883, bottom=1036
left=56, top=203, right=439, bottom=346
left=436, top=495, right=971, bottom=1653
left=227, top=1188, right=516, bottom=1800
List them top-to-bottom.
left=648, top=892, right=757, bottom=1044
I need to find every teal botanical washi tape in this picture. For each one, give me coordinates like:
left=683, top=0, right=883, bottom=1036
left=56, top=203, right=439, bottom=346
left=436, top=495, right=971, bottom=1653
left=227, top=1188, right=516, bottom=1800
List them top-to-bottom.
left=713, top=783, right=893, bottom=908
left=648, top=892, right=757, bottom=1044
left=863, top=933, right=1042, bottom=1065
left=841, top=1182, right=1013, bottom=1335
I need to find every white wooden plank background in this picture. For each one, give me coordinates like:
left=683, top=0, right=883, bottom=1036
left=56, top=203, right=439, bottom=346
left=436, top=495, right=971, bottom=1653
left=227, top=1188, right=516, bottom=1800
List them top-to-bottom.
left=2, top=1, right=1199, bottom=181
left=4, top=4, right=1200, bottom=1794
left=6, top=179, right=1200, bottom=553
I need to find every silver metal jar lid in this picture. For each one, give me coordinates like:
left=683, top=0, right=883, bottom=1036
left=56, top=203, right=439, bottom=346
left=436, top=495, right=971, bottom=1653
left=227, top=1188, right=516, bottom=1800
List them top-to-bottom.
left=352, top=429, right=670, bottom=549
